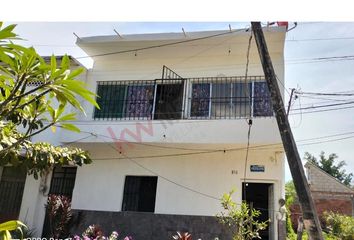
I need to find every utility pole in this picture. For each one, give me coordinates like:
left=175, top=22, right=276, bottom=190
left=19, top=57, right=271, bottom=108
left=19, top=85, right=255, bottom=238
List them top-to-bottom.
left=251, top=22, right=324, bottom=240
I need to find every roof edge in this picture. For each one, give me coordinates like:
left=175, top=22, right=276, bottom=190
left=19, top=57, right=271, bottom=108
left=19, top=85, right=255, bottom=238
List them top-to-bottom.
left=76, top=26, right=287, bottom=45
left=305, top=161, right=354, bottom=192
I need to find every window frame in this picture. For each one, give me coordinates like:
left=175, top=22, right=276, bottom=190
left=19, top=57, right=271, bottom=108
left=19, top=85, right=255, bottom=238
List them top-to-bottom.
left=121, top=175, right=158, bottom=213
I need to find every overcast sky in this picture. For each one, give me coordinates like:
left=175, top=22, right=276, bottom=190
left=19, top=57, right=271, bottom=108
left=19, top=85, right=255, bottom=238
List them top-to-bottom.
left=6, top=21, right=354, bottom=183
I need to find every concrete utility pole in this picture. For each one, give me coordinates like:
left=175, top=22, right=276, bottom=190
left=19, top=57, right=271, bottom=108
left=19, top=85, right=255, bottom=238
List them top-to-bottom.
left=251, top=22, right=324, bottom=240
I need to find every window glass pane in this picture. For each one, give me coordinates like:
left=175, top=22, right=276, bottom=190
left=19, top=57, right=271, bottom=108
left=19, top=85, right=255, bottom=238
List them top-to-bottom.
left=253, top=81, right=273, bottom=117
left=233, top=82, right=252, bottom=117
left=190, top=83, right=210, bottom=117
left=211, top=83, right=231, bottom=118
left=94, top=84, right=127, bottom=119
left=126, top=85, right=154, bottom=119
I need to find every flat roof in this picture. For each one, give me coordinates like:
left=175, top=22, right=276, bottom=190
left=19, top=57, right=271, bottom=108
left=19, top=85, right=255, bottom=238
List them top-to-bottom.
left=77, top=26, right=286, bottom=44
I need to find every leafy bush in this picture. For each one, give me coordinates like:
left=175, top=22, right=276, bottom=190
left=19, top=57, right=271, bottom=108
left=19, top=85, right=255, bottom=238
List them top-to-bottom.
left=217, top=190, right=268, bottom=240
left=45, top=194, right=72, bottom=239
left=286, top=211, right=296, bottom=240
left=323, top=211, right=354, bottom=240
left=73, top=225, right=133, bottom=240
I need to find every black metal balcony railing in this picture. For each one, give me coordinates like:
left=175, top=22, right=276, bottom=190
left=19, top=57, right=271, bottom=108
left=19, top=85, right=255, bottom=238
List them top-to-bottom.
left=93, top=76, right=273, bottom=120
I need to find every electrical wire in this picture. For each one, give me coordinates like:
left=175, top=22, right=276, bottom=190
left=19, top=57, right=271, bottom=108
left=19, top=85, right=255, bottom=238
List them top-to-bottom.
left=296, top=91, right=354, bottom=97
left=297, top=95, right=354, bottom=103
left=290, top=100, right=354, bottom=111
left=289, top=105, right=354, bottom=115
left=243, top=120, right=252, bottom=202
left=64, top=129, right=354, bottom=161
left=96, top=135, right=292, bottom=214
left=101, top=136, right=221, bottom=201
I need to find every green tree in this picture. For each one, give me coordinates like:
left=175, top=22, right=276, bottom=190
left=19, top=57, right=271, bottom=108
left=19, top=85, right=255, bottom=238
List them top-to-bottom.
left=0, top=23, right=98, bottom=179
left=304, top=151, right=353, bottom=186
left=285, top=180, right=296, bottom=206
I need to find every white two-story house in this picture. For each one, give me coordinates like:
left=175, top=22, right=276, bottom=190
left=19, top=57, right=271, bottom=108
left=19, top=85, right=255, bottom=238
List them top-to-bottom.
left=0, top=26, right=287, bottom=240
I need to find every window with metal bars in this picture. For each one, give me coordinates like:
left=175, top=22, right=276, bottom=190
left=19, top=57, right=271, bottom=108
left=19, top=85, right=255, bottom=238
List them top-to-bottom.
left=93, top=77, right=273, bottom=120
left=189, top=78, right=272, bottom=119
left=94, top=81, right=155, bottom=120
left=49, top=166, right=77, bottom=197
left=0, top=167, right=27, bottom=222
left=121, top=176, right=158, bottom=212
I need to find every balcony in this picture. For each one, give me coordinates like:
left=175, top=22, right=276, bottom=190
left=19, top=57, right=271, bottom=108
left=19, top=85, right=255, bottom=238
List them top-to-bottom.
left=59, top=73, right=281, bottom=145
left=93, top=75, right=273, bottom=121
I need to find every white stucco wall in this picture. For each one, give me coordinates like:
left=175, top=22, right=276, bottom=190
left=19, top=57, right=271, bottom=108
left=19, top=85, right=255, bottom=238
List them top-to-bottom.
left=71, top=144, right=284, bottom=215
left=18, top=171, right=52, bottom=236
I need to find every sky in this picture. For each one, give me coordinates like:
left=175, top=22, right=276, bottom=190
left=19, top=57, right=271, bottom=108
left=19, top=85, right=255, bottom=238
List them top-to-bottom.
left=3, top=2, right=354, bottom=184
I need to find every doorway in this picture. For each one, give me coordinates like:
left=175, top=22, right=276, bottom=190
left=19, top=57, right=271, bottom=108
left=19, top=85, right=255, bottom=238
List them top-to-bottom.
left=154, top=83, right=184, bottom=119
left=242, top=183, right=274, bottom=240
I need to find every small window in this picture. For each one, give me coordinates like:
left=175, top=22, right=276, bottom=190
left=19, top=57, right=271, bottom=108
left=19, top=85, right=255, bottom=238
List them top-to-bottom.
left=49, top=166, right=77, bottom=197
left=0, top=167, right=26, bottom=222
left=122, top=176, right=158, bottom=212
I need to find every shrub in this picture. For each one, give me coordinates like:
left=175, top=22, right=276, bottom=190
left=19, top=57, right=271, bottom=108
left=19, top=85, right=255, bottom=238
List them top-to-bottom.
left=217, top=190, right=268, bottom=240
left=45, top=194, right=72, bottom=239
left=323, top=211, right=354, bottom=240
left=73, top=225, right=133, bottom=240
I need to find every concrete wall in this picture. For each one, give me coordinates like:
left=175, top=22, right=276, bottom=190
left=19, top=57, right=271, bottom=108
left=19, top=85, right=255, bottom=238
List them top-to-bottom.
left=71, top=144, right=284, bottom=215
left=68, top=211, right=232, bottom=240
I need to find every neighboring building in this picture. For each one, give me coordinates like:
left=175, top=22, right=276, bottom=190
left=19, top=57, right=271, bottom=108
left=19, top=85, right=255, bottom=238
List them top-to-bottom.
left=0, top=26, right=287, bottom=240
left=290, top=161, right=354, bottom=228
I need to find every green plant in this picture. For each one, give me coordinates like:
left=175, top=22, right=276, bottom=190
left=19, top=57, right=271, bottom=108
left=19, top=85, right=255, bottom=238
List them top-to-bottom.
left=0, top=22, right=98, bottom=179
left=217, top=190, right=268, bottom=240
left=45, top=194, right=72, bottom=239
left=286, top=210, right=296, bottom=240
left=323, top=211, right=354, bottom=240
left=0, top=221, right=26, bottom=240
left=10, top=223, right=35, bottom=239
left=73, top=225, right=132, bottom=240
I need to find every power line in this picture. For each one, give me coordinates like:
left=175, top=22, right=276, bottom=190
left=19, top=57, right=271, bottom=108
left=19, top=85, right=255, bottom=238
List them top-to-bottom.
left=286, top=36, right=354, bottom=42
left=296, top=91, right=354, bottom=97
left=298, top=95, right=354, bottom=103
left=291, top=100, right=354, bottom=111
left=290, top=105, right=354, bottom=115
left=243, top=119, right=253, bottom=202
left=71, top=130, right=354, bottom=161
left=101, top=136, right=221, bottom=201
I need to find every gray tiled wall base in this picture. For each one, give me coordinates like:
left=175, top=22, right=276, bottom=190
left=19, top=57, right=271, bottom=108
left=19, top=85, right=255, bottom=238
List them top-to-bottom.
left=70, top=210, right=232, bottom=240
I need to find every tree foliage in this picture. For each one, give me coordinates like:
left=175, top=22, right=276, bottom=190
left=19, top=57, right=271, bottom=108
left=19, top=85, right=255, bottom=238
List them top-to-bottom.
left=0, top=23, right=98, bottom=178
left=304, top=151, right=353, bottom=186
left=285, top=180, right=296, bottom=206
